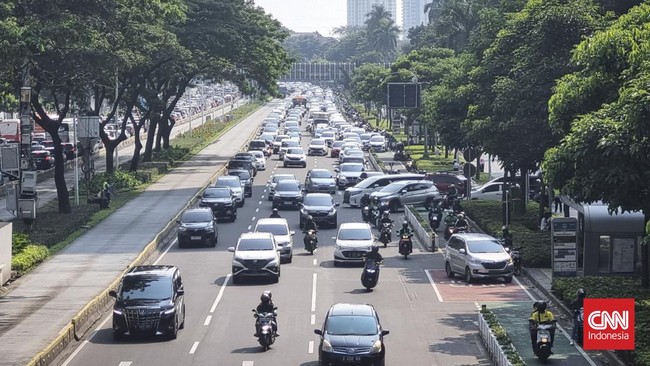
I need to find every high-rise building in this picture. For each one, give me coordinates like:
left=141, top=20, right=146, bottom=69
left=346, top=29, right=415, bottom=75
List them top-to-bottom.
left=347, top=0, right=399, bottom=28
left=402, top=0, right=432, bottom=33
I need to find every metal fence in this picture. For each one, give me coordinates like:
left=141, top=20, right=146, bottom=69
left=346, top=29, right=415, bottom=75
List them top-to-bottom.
left=403, top=205, right=437, bottom=251
left=477, top=311, right=516, bottom=366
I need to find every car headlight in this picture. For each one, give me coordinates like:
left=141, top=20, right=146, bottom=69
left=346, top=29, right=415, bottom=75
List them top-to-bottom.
left=300, top=207, right=307, bottom=214
left=330, top=207, right=336, bottom=214
left=179, top=225, right=188, bottom=232
left=205, top=225, right=215, bottom=232
left=335, top=243, right=342, bottom=250
left=508, top=256, right=514, bottom=264
left=469, top=257, right=482, bottom=265
left=233, top=258, right=244, bottom=267
left=266, top=259, right=279, bottom=267
left=113, top=307, right=124, bottom=315
left=162, top=307, right=175, bottom=315
left=322, top=339, right=333, bottom=352
left=369, top=339, right=382, bottom=353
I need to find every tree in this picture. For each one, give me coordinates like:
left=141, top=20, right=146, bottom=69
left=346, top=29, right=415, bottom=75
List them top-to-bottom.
left=544, top=3, right=650, bottom=287
left=364, top=5, right=400, bottom=62
left=283, top=32, right=337, bottom=61
left=349, top=64, right=390, bottom=115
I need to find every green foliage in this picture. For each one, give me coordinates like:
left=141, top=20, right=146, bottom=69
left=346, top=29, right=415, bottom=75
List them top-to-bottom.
left=82, top=171, right=143, bottom=194
left=462, top=200, right=551, bottom=267
left=13, top=204, right=101, bottom=248
left=11, top=233, right=33, bottom=255
left=11, top=245, right=49, bottom=276
left=552, top=276, right=650, bottom=365
left=481, top=309, right=527, bottom=366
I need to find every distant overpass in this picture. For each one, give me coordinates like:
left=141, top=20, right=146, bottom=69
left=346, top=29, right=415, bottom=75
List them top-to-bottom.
left=280, top=62, right=390, bottom=82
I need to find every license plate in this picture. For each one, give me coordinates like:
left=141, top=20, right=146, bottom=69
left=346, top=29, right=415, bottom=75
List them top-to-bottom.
left=284, top=201, right=293, bottom=205
left=191, top=236, right=201, bottom=240
left=350, top=252, right=362, bottom=257
left=343, top=356, right=361, bottom=361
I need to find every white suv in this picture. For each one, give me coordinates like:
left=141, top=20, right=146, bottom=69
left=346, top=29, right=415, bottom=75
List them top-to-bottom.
left=283, top=147, right=307, bottom=168
left=254, top=218, right=294, bottom=263
left=333, top=223, right=375, bottom=265
left=228, top=232, right=281, bottom=284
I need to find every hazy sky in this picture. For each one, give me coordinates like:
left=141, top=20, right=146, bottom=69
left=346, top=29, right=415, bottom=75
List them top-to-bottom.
left=253, top=0, right=347, bottom=37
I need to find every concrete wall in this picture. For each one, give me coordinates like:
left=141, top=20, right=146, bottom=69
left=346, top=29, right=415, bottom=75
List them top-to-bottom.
left=0, top=222, right=12, bottom=285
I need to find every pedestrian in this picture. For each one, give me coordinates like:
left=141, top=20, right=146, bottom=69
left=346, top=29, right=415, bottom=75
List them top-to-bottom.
left=553, top=196, right=561, bottom=213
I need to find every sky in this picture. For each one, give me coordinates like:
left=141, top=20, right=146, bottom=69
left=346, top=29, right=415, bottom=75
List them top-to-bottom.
left=253, top=0, right=348, bottom=37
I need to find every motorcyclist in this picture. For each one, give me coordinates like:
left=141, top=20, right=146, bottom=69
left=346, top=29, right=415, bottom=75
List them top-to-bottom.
left=447, top=184, right=459, bottom=200
left=359, top=193, right=371, bottom=208
left=429, top=200, right=443, bottom=228
left=269, top=208, right=281, bottom=218
left=379, top=212, right=393, bottom=241
left=454, top=213, right=469, bottom=231
left=303, top=215, right=318, bottom=248
left=398, top=221, right=412, bottom=237
left=501, top=225, right=513, bottom=249
left=363, top=244, right=384, bottom=263
left=570, top=289, right=586, bottom=345
left=254, top=291, right=278, bottom=337
left=529, top=300, right=555, bottom=353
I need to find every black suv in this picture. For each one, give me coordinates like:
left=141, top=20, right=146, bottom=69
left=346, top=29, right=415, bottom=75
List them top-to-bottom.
left=233, top=152, right=258, bottom=176
left=227, top=159, right=255, bottom=178
left=228, top=169, right=253, bottom=197
left=272, top=180, right=304, bottom=210
left=199, top=187, right=237, bottom=222
left=176, top=208, right=218, bottom=247
left=109, top=265, right=186, bottom=340
left=314, top=303, right=389, bottom=365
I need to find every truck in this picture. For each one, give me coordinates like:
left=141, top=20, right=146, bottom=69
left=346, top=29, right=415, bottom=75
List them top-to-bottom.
left=0, top=119, right=20, bottom=142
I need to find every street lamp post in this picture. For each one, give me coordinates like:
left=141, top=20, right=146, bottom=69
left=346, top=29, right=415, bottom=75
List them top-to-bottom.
left=73, top=114, right=79, bottom=206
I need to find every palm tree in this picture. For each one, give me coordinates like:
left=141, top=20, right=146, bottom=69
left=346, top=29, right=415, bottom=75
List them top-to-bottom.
left=424, top=0, right=445, bottom=24
left=365, top=4, right=393, bottom=33
left=364, top=5, right=400, bottom=62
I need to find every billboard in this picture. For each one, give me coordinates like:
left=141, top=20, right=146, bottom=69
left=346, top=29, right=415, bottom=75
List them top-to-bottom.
left=387, top=83, right=421, bottom=109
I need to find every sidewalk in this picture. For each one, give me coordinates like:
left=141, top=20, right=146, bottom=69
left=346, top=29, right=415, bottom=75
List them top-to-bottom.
left=0, top=101, right=273, bottom=366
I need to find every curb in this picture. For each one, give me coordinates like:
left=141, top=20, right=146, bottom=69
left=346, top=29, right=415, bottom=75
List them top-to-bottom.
left=25, top=100, right=265, bottom=366
left=521, top=268, right=627, bottom=366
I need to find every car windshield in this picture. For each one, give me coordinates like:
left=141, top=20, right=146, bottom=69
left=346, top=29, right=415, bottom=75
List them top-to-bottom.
left=321, top=132, right=335, bottom=138
left=274, top=135, right=288, bottom=142
left=370, top=136, right=385, bottom=142
left=282, top=140, right=299, bottom=147
left=311, top=140, right=325, bottom=146
left=250, top=141, right=265, bottom=148
left=332, top=141, right=344, bottom=148
left=287, top=148, right=304, bottom=154
left=250, top=151, right=263, bottom=158
left=341, top=164, right=363, bottom=172
left=310, top=170, right=332, bottom=179
left=229, top=171, right=251, bottom=180
left=272, top=175, right=295, bottom=183
left=217, top=178, right=240, bottom=188
left=276, top=181, right=300, bottom=191
left=380, top=182, right=407, bottom=193
left=203, top=188, right=230, bottom=198
left=304, top=195, right=333, bottom=206
left=181, top=210, right=213, bottom=223
left=256, top=223, right=288, bottom=236
left=338, top=228, right=371, bottom=240
left=237, top=238, right=274, bottom=251
left=468, top=240, right=506, bottom=253
left=119, top=275, right=172, bottom=301
left=326, top=316, right=377, bottom=336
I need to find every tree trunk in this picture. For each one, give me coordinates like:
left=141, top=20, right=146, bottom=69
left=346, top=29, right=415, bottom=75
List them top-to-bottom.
left=143, top=113, right=158, bottom=162
left=130, top=115, right=145, bottom=171
left=105, top=144, right=115, bottom=174
left=520, top=167, right=528, bottom=213
left=643, top=212, right=649, bottom=288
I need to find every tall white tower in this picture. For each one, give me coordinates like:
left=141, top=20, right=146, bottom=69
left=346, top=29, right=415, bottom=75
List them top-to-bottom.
left=347, top=0, right=399, bottom=28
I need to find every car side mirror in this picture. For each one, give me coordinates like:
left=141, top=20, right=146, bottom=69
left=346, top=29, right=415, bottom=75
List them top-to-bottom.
left=334, top=168, right=339, bottom=172
left=400, top=189, right=407, bottom=194
left=335, top=203, right=340, bottom=207
left=290, top=231, right=295, bottom=236
left=331, top=236, right=336, bottom=240
left=227, top=247, right=235, bottom=252
left=459, top=248, right=466, bottom=255
left=177, top=288, right=185, bottom=296
left=109, top=290, right=117, bottom=298
left=314, top=329, right=323, bottom=336
left=381, top=330, right=390, bottom=336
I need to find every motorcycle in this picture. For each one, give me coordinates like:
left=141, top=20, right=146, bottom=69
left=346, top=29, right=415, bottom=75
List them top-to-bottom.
left=393, top=150, right=407, bottom=161
left=361, top=206, right=371, bottom=223
left=370, top=207, right=381, bottom=227
left=429, top=211, right=442, bottom=231
left=379, top=222, right=392, bottom=247
left=445, top=225, right=467, bottom=240
left=303, top=229, right=318, bottom=254
left=398, top=233, right=413, bottom=259
left=504, top=246, right=523, bottom=276
left=360, top=257, right=382, bottom=291
left=574, top=307, right=584, bottom=346
left=252, top=309, right=277, bottom=350
left=534, top=322, right=556, bottom=360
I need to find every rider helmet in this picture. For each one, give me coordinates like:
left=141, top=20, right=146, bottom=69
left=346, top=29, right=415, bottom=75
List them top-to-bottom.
left=272, top=208, right=278, bottom=214
left=382, top=211, right=389, bottom=218
left=457, top=213, right=465, bottom=220
left=307, top=215, right=313, bottom=220
left=402, top=221, right=408, bottom=229
left=371, top=245, right=379, bottom=253
left=577, top=288, right=586, bottom=299
left=261, top=291, right=272, bottom=303
left=536, top=301, right=548, bottom=313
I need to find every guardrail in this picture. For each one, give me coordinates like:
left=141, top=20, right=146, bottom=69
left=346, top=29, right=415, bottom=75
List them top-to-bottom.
left=26, top=100, right=260, bottom=366
left=403, top=205, right=438, bottom=252
left=477, top=310, right=516, bottom=366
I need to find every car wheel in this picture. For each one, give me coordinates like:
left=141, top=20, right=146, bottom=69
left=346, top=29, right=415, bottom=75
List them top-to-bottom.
left=283, top=162, right=287, bottom=167
left=302, top=163, right=306, bottom=168
left=268, top=195, right=273, bottom=201
left=231, top=214, right=237, bottom=222
left=299, top=218, right=304, bottom=229
left=210, top=235, right=217, bottom=247
left=178, top=239, right=186, bottom=249
left=287, top=255, right=293, bottom=264
left=445, top=262, right=454, bottom=278
left=465, top=267, right=473, bottom=283
left=272, top=274, right=280, bottom=283
left=504, top=276, right=513, bottom=284
left=179, top=305, right=186, bottom=329
left=169, top=317, right=178, bottom=340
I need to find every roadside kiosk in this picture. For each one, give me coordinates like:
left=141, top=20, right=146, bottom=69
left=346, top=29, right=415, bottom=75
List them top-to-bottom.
left=559, top=198, right=644, bottom=277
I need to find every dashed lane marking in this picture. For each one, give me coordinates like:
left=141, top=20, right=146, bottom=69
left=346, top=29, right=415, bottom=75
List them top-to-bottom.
left=256, top=208, right=259, bottom=212
left=251, top=216, right=256, bottom=221
left=247, top=225, right=252, bottom=231
left=313, top=259, right=317, bottom=266
left=425, top=269, right=444, bottom=302
left=311, top=273, right=318, bottom=312
left=210, top=274, right=231, bottom=313
left=311, top=314, right=316, bottom=325
left=204, top=315, right=212, bottom=326
left=189, top=341, right=199, bottom=354
left=308, top=341, right=314, bottom=354
left=242, top=362, right=254, bottom=366
left=118, top=363, right=132, bottom=366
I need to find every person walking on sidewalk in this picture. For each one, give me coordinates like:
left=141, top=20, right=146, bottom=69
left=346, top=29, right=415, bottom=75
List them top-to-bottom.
left=553, top=195, right=561, bottom=213
left=570, top=288, right=586, bottom=345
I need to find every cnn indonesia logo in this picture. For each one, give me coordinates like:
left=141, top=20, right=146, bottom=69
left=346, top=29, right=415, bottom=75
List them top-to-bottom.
left=584, top=298, right=635, bottom=350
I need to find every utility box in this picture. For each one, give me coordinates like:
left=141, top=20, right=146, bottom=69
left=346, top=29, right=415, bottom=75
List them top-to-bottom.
left=20, top=171, right=37, bottom=197
left=17, top=199, right=36, bottom=219
left=0, top=222, right=12, bottom=285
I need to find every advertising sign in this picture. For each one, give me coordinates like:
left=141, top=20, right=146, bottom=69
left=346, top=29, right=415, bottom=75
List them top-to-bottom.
left=551, top=217, right=578, bottom=277
left=583, top=298, right=635, bottom=350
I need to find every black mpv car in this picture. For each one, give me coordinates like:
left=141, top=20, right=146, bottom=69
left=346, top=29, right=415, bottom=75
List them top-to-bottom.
left=272, top=180, right=303, bottom=210
left=199, top=187, right=237, bottom=222
left=176, top=208, right=218, bottom=247
left=109, top=265, right=186, bottom=340
left=314, top=303, right=389, bottom=366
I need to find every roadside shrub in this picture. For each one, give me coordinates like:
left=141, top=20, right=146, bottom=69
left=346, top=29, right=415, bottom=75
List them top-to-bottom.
left=152, top=145, right=190, bottom=164
left=133, top=168, right=158, bottom=183
left=82, top=170, right=144, bottom=194
left=463, top=200, right=551, bottom=267
left=13, top=204, right=100, bottom=248
left=11, top=233, right=32, bottom=254
left=12, top=245, right=49, bottom=275
left=552, top=276, right=650, bottom=365
left=480, top=308, right=526, bottom=366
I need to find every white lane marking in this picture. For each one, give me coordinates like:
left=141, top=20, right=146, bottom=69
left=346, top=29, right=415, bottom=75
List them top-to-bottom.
left=263, top=189, right=267, bottom=193
left=261, top=195, right=265, bottom=199
left=258, top=200, right=262, bottom=204
left=256, top=208, right=259, bottom=212
left=251, top=216, right=256, bottom=221
left=247, top=225, right=252, bottom=230
left=61, top=240, right=182, bottom=366
left=313, top=259, right=317, bottom=266
left=424, top=269, right=444, bottom=302
left=311, top=273, right=318, bottom=312
left=210, top=274, right=231, bottom=313
left=513, top=277, right=597, bottom=365
left=311, top=314, right=316, bottom=325
left=204, top=315, right=212, bottom=326
left=189, top=341, right=200, bottom=354
left=308, top=341, right=314, bottom=354
left=242, top=362, right=254, bottom=366
left=118, top=363, right=133, bottom=366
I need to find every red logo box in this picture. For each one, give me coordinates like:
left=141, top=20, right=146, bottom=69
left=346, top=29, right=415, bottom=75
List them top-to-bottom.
left=583, top=298, right=635, bottom=350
